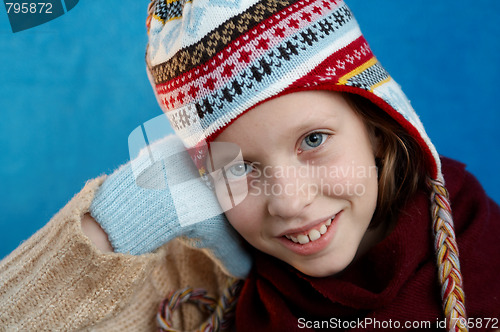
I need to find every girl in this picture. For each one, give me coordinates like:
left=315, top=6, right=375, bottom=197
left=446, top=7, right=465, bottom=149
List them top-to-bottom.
left=1, top=0, right=499, bottom=331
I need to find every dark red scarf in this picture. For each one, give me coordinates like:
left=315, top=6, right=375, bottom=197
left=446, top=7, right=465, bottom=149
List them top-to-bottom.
left=235, top=158, right=500, bottom=331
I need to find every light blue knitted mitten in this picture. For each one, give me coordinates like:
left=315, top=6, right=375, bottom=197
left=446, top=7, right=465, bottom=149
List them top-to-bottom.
left=89, top=134, right=252, bottom=279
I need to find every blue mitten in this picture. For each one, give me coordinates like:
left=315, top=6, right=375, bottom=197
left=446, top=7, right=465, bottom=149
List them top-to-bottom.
left=89, top=134, right=252, bottom=279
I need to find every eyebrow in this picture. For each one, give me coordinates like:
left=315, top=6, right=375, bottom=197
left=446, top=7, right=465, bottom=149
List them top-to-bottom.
left=284, top=113, right=338, bottom=140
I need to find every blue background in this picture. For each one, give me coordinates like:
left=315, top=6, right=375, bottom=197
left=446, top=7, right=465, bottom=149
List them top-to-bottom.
left=1, top=0, right=499, bottom=259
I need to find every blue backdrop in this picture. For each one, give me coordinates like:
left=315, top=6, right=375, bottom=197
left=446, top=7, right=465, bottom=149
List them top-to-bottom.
left=1, top=0, right=499, bottom=259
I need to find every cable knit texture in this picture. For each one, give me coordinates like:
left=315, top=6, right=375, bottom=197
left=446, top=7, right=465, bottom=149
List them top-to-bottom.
left=0, top=178, right=231, bottom=331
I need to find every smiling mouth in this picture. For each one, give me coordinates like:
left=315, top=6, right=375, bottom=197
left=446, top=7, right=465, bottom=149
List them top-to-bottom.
left=283, top=214, right=337, bottom=244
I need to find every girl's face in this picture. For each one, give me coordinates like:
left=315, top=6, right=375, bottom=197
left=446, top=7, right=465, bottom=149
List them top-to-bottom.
left=213, top=90, right=383, bottom=277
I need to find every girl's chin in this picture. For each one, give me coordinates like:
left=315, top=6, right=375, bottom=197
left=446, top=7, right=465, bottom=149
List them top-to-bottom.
left=288, top=255, right=354, bottom=278
left=293, top=265, right=346, bottom=278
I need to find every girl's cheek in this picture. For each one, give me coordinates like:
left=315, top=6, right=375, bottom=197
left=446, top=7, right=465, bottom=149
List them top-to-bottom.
left=303, top=140, right=341, bottom=166
left=313, top=156, right=377, bottom=199
left=225, top=208, right=257, bottom=242
left=224, top=209, right=243, bottom=231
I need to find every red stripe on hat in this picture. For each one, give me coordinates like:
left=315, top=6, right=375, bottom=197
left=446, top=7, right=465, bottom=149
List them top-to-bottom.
left=289, top=35, right=374, bottom=89
left=204, top=59, right=438, bottom=179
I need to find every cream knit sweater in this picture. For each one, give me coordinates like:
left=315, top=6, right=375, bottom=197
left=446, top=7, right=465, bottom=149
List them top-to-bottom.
left=0, top=177, right=231, bottom=331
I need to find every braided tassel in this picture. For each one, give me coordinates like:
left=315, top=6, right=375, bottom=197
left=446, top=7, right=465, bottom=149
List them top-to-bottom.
left=146, top=0, right=156, bottom=33
left=428, top=178, right=468, bottom=332
left=157, top=277, right=243, bottom=332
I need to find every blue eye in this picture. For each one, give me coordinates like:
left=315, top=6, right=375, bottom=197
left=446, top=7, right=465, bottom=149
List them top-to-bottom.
left=300, top=132, right=328, bottom=151
left=225, top=162, right=252, bottom=179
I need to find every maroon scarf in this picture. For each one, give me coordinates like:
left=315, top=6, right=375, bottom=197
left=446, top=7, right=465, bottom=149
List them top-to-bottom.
left=235, top=158, right=500, bottom=331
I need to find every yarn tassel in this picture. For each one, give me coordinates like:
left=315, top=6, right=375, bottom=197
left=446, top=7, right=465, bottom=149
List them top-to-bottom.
left=428, top=178, right=468, bottom=332
left=157, top=277, right=243, bottom=332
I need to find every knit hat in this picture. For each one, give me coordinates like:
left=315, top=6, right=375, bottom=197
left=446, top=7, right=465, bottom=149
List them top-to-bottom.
left=145, top=0, right=467, bottom=330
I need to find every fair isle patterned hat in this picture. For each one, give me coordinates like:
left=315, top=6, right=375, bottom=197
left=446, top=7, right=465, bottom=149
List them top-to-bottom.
left=146, top=0, right=467, bottom=330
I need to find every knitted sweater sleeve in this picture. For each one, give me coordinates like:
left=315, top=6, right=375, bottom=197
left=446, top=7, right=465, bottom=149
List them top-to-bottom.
left=0, top=177, right=230, bottom=331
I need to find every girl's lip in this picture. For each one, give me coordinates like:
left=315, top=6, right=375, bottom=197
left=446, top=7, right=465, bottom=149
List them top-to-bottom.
left=277, top=211, right=342, bottom=256
left=277, top=213, right=339, bottom=237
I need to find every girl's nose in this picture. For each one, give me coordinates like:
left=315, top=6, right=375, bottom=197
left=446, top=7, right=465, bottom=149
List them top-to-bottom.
left=266, top=170, right=315, bottom=220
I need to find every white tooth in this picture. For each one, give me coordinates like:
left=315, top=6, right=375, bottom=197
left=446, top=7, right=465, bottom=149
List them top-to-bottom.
left=326, top=218, right=332, bottom=226
left=319, top=224, right=327, bottom=234
left=309, top=229, right=321, bottom=241
left=297, top=234, right=310, bottom=244
left=285, top=235, right=291, bottom=240
left=290, top=235, right=298, bottom=243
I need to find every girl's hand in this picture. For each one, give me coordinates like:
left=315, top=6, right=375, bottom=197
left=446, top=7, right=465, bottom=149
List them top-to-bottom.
left=87, top=135, right=252, bottom=279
